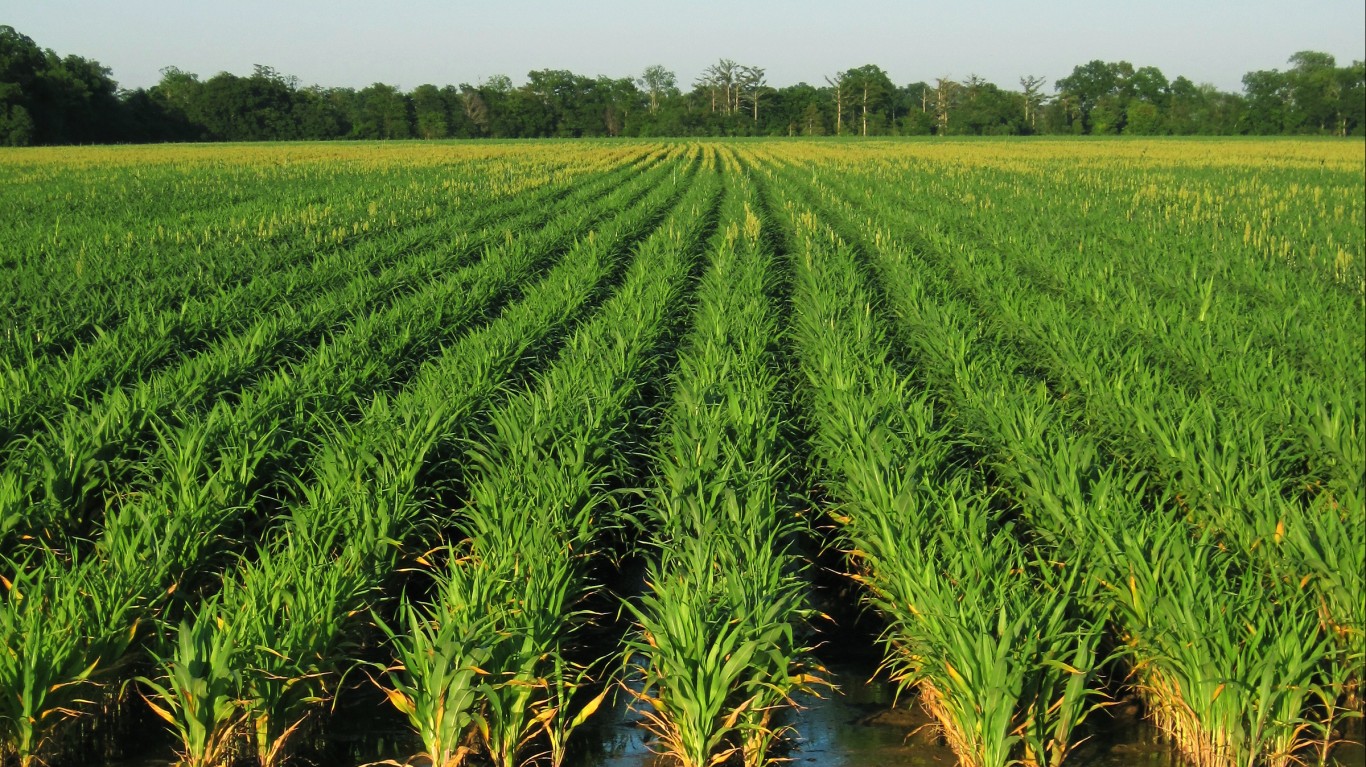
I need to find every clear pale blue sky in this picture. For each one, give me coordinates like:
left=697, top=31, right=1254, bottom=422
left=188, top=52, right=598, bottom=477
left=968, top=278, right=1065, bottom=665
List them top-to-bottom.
left=8, top=0, right=1364, bottom=93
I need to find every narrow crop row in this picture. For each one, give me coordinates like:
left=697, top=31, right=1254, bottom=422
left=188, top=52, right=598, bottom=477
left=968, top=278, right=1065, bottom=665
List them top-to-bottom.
left=1, top=139, right=1360, bottom=767
left=2, top=144, right=625, bottom=368
left=758, top=144, right=1364, bottom=703
left=1, top=145, right=668, bottom=557
left=624, top=151, right=821, bottom=767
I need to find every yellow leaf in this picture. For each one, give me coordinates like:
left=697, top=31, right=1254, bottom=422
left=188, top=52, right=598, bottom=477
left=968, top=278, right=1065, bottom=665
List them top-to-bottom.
left=51, top=659, right=100, bottom=689
left=382, top=688, right=414, bottom=716
left=570, top=689, right=609, bottom=728
left=144, top=698, right=178, bottom=726
left=720, top=698, right=751, bottom=730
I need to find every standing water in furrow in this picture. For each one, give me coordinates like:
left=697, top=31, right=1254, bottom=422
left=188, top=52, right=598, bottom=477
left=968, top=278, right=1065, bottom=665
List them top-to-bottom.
left=0, top=139, right=1360, bottom=767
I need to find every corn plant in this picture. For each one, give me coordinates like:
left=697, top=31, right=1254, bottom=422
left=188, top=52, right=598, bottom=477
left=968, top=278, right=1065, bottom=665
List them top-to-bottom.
left=762, top=143, right=1358, bottom=765
left=0, top=147, right=692, bottom=766
left=204, top=147, right=697, bottom=767
left=624, top=176, right=822, bottom=767
left=1095, top=516, right=1341, bottom=767
left=627, top=541, right=762, bottom=767
left=228, top=544, right=370, bottom=767
left=0, top=556, right=142, bottom=767
left=374, top=558, right=503, bottom=767
left=137, top=606, right=244, bottom=767
left=537, top=652, right=610, bottom=767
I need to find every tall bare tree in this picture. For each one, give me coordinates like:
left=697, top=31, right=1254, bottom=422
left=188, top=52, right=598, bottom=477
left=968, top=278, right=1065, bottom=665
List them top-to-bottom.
left=696, top=59, right=741, bottom=113
left=709, top=59, right=743, bottom=113
left=740, top=65, right=766, bottom=121
left=826, top=71, right=848, bottom=135
left=1019, top=74, right=1047, bottom=127
left=933, top=77, right=956, bottom=134
left=459, top=86, right=489, bottom=134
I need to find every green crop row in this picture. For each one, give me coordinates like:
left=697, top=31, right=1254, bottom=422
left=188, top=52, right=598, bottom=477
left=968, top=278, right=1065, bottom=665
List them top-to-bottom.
left=0, top=139, right=1360, bottom=767
left=1, top=144, right=627, bottom=367
left=136, top=145, right=702, bottom=767
left=0, top=147, right=664, bottom=454
left=1, top=147, right=667, bottom=557
left=623, top=149, right=820, bottom=767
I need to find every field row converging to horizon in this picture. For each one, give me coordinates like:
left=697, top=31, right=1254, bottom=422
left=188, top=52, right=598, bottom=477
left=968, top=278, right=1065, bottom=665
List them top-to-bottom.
left=1, top=138, right=1363, bottom=767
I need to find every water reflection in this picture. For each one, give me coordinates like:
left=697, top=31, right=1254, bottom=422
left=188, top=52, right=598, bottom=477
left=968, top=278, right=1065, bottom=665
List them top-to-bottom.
left=576, top=660, right=1221, bottom=767
left=106, top=662, right=1364, bottom=767
left=582, top=662, right=952, bottom=767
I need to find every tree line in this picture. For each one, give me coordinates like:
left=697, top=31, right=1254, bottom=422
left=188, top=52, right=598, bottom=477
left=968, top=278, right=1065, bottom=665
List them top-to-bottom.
left=2, top=25, right=1362, bottom=146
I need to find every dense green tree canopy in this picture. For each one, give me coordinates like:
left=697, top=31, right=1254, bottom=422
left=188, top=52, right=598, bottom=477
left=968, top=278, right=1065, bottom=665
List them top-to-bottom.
left=0, top=26, right=1361, bottom=145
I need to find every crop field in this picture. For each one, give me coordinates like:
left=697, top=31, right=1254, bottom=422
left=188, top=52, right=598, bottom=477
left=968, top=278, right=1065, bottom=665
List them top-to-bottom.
left=0, top=138, right=1363, bottom=767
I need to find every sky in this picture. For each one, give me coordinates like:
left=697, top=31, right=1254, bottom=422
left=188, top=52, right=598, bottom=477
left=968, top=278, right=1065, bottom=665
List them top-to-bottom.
left=7, top=0, right=1365, bottom=94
